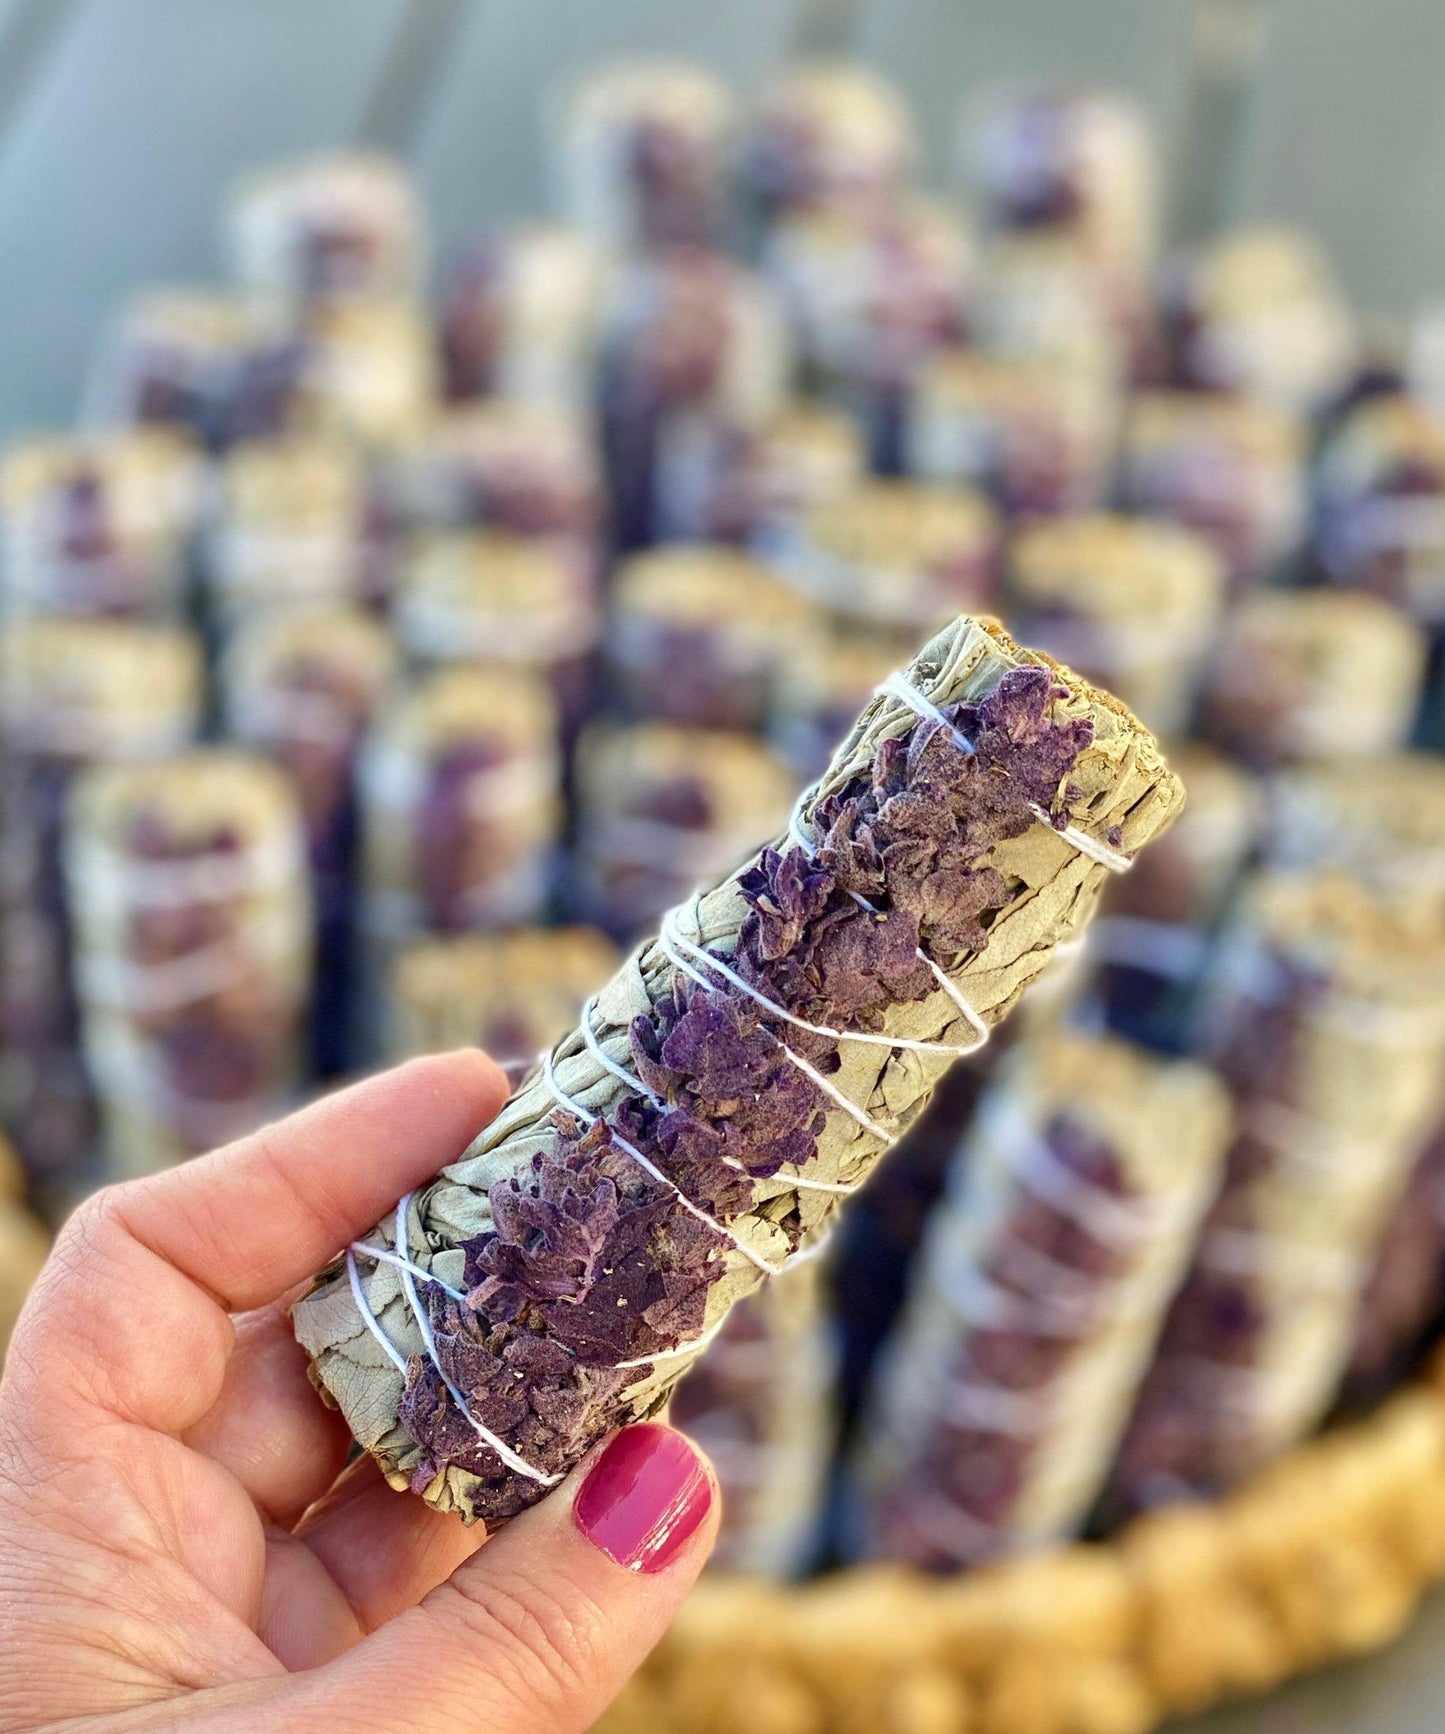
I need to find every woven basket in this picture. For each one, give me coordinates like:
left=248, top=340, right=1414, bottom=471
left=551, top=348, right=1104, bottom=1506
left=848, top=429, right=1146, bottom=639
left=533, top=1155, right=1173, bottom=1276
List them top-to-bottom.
left=599, top=1353, right=1445, bottom=1734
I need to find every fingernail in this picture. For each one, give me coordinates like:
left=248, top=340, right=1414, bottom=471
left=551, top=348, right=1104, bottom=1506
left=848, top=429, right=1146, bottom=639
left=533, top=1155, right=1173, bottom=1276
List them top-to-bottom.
left=575, top=1424, right=712, bottom=1573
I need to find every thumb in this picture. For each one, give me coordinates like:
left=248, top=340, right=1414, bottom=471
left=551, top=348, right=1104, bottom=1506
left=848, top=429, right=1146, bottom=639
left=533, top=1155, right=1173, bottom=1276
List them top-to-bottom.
left=292, top=1425, right=718, bottom=1734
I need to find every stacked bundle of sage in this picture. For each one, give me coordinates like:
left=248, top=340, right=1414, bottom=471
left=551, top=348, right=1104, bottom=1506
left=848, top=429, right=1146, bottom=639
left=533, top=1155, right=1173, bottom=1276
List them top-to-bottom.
left=0, top=430, right=204, bottom=620
left=1006, top=514, right=1227, bottom=736
left=608, top=547, right=823, bottom=732
left=221, top=606, right=396, bottom=1074
left=0, top=620, right=201, bottom=1197
left=573, top=722, right=796, bottom=936
left=67, top=749, right=311, bottom=1176
left=1109, top=870, right=1445, bottom=1511
left=388, top=928, right=620, bottom=1070
left=854, top=1033, right=1229, bottom=1568
left=670, top=1254, right=835, bottom=1577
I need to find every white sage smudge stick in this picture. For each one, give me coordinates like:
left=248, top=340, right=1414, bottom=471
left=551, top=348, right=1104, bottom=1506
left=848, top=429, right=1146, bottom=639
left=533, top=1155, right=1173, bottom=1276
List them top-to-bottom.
left=294, top=615, right=1183, bottom=1526
left=67, top=748, right=312, bottom=1179
left=1108, top=869, right=1445, bottom=1513
left=853, top=1032, right=1230, bottom=1569
left=669, top=1253, right=835, bottom=1578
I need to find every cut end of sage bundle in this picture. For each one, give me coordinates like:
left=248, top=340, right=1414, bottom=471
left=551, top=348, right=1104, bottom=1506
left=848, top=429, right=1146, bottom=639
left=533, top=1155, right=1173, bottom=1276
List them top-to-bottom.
left=293, top=614, right=1185, bottom=1526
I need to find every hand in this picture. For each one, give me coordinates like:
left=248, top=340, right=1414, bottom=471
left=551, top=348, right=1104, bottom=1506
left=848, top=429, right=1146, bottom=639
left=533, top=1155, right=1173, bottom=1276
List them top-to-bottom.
left=0, top=1053, right=719, bottom=1733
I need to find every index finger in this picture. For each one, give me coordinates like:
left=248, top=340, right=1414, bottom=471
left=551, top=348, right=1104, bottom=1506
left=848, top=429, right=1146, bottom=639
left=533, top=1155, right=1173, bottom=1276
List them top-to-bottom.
left=110, top=1050, right=507, bottom=1314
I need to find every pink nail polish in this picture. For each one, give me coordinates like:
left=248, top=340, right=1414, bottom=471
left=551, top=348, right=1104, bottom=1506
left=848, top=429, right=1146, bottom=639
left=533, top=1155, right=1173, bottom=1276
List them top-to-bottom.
left=575, top=1425, right=712, bottom=1573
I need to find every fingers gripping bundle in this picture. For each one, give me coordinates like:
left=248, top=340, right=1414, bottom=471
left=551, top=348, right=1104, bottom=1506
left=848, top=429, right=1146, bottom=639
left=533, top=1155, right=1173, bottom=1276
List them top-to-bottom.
left=294, top=617, right=1183, bottom=1524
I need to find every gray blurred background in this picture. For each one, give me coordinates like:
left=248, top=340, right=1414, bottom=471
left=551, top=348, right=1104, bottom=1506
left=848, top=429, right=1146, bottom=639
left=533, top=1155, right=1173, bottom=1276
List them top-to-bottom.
left=0, top=0, right=1441, bottom=445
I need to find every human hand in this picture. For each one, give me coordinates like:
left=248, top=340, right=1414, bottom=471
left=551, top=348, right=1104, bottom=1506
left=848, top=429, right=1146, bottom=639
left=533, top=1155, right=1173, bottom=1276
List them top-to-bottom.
left=0, top=1052, right=719, bottom=1733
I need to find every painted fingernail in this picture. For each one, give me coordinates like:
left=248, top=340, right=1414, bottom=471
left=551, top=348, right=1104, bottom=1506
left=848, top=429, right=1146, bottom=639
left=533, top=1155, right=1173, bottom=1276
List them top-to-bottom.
left=574, top=1424, right=712, bottom=1573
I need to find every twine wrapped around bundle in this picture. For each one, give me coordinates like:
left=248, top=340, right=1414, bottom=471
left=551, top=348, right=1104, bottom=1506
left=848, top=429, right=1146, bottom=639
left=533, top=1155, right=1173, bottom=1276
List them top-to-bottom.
left=964, top=87, right=1160, bottom=283
left=963, top=88, right=1160, bottom=380
left=764, top=198, right=970, bottom=468
left=1161, top=226, right=1357, bottom=415
left=972, top=233, right=1126, bottom=389
left=598, top=249, right=789, bottom=550
left=286, top=300, right=439, bottom=453
left=907, top=346, right=1119, bottom=520
left=1119, top=390, right=1306, bottom=595
left=1314, top=391, right=1445, bottom=626
left=652, top=399, right=864, bottom=547
left=399, top=400, right=604, bottom=556
left=208, top=434, right=369, bottom=622
left=778, top=479, right=999, bottom=648
left=396, top=530, right=599, bottom=674
left=222, top=605, right=396, bottom=1075
left=223, top=605, right=396, bottom=864
left=295, top=615, right=1182, bottom=1526
left=0, top=620, right=202, bottom=1196
left=767, top=628, right=901, bottom=779
left=359, top=664, right=562, bottom=948
left=1088, top=743, right=1260, bottom=1047
left=1096, top=744, right=1259, bottom=940
left=67, top=748, right=312, bottom=1177
left=1265, top=752, right=1445, bottom=905
left=1265, top=761, right=1445, bottom=1406
left=855, top=1033, right=1230, bottom=1569
left=1345, top=1117, right=1445, bottom=1404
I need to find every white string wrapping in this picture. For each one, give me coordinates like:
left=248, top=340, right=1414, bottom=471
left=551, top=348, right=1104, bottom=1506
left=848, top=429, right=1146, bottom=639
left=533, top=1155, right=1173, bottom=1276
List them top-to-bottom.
left=785, top=798, right=993, bottom=1051
left=83, top=830, right=298, bottom=908
left=659, top=909, right=983, bottom=1061
left=577, top=995, right=663, bottom=1106
left=577, top=996, right=863, bottom=1193
left=538, top=1049, right=791, bottom=1277
left=985, top=1095, right=1174, bottom=1246
left=1242, top=1098, right=1383, bottom=1187
left=347, top=1196, right=563, bottom=1487
left=1197, top=1225, right=1363, bottom=1294
left=349, top=1238, right=466, bottom=1302
left=933, top=1253, right=1163, bottom=1338
left=932, top=1260, right=1095, bottom=1338
left=944, top=1377, right=1055, bottom=1435
left=898, top=1488, right=1004, bottom=1559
